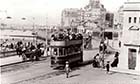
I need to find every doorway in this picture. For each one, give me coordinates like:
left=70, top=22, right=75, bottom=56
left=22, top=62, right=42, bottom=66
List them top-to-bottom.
left=128, top=48, right=136, bottom=70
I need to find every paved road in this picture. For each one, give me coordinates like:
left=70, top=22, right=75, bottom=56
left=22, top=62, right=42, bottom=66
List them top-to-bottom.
left=2, top=38, right=133, bottom=84
left=1, top=39, right=99, bottom=84
left=1, top=50, right=140, bottom=84
left=23, top=65, right=140, bottom=84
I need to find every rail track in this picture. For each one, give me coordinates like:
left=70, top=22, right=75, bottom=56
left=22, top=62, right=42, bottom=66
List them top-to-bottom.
left=1, top=56, right=48, bottom=73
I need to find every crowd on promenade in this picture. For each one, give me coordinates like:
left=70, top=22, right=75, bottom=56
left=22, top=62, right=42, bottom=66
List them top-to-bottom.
left=0, top=39, right=43, bottom=51
left=0, top=39, right=45, bottom=60
left=0, top=39, right=16, bottom=51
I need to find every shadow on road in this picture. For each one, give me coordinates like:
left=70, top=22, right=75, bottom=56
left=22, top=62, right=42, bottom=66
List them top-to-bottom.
left=109, top=71, right=117, bottom=75
left=69, top=74, right=80, bottom=78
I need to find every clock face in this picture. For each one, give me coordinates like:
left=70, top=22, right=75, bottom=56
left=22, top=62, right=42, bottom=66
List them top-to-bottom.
left=129, top=26, right=139, bottom=31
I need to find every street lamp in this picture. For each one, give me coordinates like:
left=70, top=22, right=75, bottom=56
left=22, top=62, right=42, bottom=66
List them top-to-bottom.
left=21, top=17, right=36, bottom=44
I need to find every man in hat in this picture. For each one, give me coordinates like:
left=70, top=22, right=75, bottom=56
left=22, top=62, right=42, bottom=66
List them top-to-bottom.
left=106, top=61, right=110, bottom=74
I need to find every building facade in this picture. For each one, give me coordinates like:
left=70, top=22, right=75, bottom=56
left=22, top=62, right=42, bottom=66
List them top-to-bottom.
left=61, top=0, right=106, bottom=33
left=119, top=0, right=140, bottom=73
left=61, top=8, right=83, bottom=28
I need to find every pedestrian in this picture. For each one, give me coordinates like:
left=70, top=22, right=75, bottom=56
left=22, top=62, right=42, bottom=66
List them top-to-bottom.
left=104, top=37, right=109, bottom=46
left=119, top=41, right=121, bottom=47
left=10, top=43, right=14, bottom=49
left=30, top=43, right=35, bottom=51
left=99, top=43, right=102, bottom=52
left=35, top=44, right=42, bottom=61
left=111, top=52, right=119, bottom=67
left=92, top=53, right=99, bottom=68
left=65, top=61, right=71, bottom=78
left=106, top=61, right=110, bottom=74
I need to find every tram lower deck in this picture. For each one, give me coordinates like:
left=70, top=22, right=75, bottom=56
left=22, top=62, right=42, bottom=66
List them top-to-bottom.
left=49, top=40, right=83, bottom=68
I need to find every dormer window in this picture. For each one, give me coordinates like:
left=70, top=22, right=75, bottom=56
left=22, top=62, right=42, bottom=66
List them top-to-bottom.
left=129, top=17, right=131, bottom=23
left=134, top=17, right=137, bottom=23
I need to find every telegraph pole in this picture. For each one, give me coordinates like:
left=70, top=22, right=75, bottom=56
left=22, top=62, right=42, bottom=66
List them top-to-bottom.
left=45, top=16, right=48, bottom=57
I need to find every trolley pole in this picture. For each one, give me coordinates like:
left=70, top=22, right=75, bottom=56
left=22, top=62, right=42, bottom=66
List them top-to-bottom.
left=32, top=17, right=35, bottom=43
left=102, top=23, right=105, bottom=69
left=101, top=33, right=104, bottom=68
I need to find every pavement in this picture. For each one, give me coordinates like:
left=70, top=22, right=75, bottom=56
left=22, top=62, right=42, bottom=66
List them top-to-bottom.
left=1, top=49, right=140, bottom=84
left=0, top=55, right=23, bottom=66
left=1, top=59, right=52, bottom=84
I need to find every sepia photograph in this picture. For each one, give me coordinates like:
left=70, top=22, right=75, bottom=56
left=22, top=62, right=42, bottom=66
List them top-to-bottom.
left=0, top=0, right=140, bottom=84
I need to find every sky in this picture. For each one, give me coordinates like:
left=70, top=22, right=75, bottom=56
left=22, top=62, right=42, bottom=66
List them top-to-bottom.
left=0, top=0, right=128, bottom=25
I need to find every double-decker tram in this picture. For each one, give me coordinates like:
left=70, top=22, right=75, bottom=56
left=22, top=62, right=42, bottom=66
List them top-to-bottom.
left=49, top=32, right=83, bottom=68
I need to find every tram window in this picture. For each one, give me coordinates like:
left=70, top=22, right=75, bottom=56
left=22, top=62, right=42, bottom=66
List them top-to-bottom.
left=75, top=46, right=79, bottom=52
left=53, top=48, right=57, bottom=55
left=59, top=48, right=63, bottom=55
left=63, top=48, right=65, bottom=55
left=68, top=48, right=71, bottom=54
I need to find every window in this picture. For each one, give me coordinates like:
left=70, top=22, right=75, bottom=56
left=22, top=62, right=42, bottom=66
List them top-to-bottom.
left=105, top=13, right=110, bottom=21
left=129, top=17, right=131, bottom=23
left=134, top=17, right=137, bottom=23
left=103, top=32, right=113, bottom=40
left=53, top=48, right=58, bottom=56
left=128, top=49, right=136, bottom=70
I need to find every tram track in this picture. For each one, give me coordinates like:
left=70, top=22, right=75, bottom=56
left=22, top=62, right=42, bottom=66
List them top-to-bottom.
left=1, top=56, right=49, bottom=73
left=9, top=59, right=94, bottom=84
left=0, top=60, right=27, bottom=67
left=12, top=70, right=66, bottom=84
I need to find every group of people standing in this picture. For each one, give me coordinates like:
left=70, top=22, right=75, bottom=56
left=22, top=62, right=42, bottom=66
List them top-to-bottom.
left=51, top=31, right=83, bottom=41
left=92, top=37, right=119, bottom=74
left=16, top=41, right=43, bottom=61
left=92, top=52, right=119, bottom=73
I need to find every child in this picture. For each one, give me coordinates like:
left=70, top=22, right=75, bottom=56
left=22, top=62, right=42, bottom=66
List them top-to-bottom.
left=65, top=61, right=71, bottom=78
left=106, top=61, right=110, bottom=74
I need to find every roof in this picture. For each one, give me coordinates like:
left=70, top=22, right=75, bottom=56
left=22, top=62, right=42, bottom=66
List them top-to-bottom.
left=123, top=1, right=140, bottom=11
left=124, top=40, right=140, bottom=47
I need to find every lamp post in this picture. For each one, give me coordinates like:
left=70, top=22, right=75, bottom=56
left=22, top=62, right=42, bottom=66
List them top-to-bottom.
left=45, top=16, right=49, bottom=57
left=21, top=17, right=36, bottom=43
left=32, top=17, right=35, bottom=44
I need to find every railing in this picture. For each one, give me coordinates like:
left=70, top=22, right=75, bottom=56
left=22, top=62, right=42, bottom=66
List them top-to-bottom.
left=0, top=50, right=17, bottom=58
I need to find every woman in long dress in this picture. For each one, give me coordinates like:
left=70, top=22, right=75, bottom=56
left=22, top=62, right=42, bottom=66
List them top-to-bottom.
left=111, top=52, right=119, bottom=67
